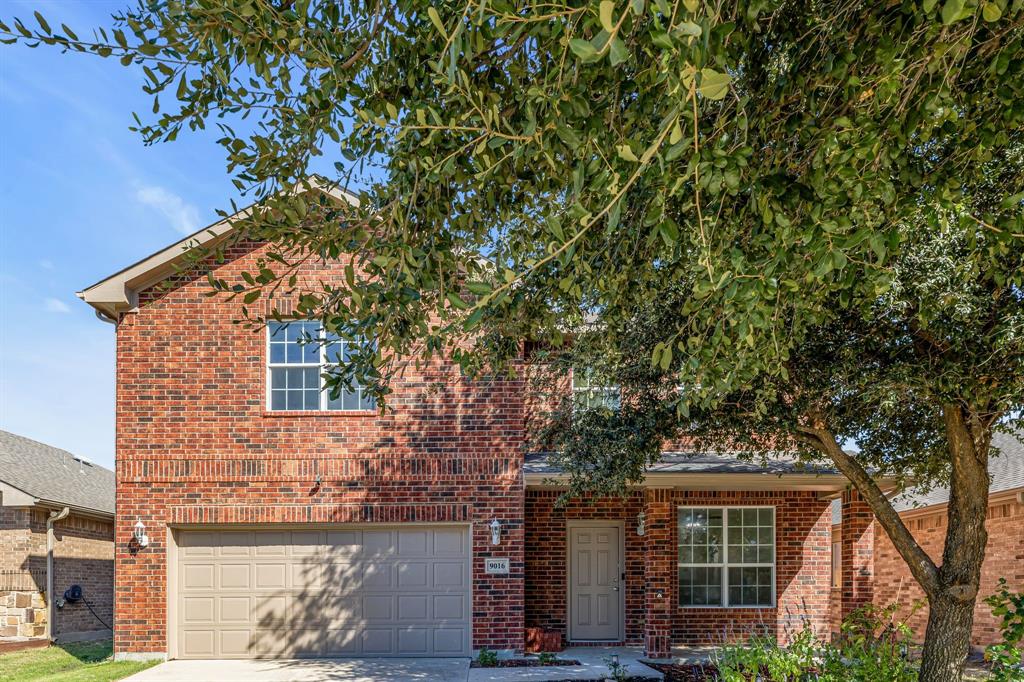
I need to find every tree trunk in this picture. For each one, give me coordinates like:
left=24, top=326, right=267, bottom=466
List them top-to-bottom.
left=915, top=404, right=992, bottom=682
left=919, top=592, right=975, bottom=681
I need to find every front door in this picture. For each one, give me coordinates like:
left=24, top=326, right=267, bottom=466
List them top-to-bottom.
left=568, top=523, right=622, bottom=641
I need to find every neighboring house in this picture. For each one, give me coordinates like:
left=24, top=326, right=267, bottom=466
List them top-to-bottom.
left=78, top=186, right=881, bottom=662
left=872, top=428, right=1024, bottom=648
left=0, top=430, right=115, bottom=643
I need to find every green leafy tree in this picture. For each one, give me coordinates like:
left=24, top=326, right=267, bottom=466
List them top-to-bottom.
left=4, top=1, right=1022, bottom=678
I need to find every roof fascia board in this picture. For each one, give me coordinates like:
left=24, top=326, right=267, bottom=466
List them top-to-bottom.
left=896, top=484, right=1024, bottom=519
left=33, top=498, right=115, bottom=521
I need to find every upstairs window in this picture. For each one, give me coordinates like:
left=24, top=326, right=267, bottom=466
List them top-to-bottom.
left=267, top=321, right=376, bottom=411
left=571, top=368, right=620, bottom=410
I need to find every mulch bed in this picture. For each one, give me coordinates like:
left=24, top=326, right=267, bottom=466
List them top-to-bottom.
left=470, top=658, right=581, bottom=668
left=643, top=662, right=720, bottom=681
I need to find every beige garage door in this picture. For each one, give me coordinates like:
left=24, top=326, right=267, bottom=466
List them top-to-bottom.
left=174, top=526, right=471, bottom=658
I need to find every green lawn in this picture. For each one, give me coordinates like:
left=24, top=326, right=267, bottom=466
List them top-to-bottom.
left=0, top=640, right=158, bottom=682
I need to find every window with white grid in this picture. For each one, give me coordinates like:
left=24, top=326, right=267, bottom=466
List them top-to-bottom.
left=267, top=322, right=376, bottom=411
left=571, top=367, right=620, bottom=410
left=678, top=506, right=775, bottom=608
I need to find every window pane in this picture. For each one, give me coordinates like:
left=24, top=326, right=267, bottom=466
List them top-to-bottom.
left=271, top=391, right=286, bottom=410
left=728, top=566, right=773, bottom=606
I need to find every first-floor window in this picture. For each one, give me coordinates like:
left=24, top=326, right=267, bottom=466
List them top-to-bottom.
left=267, top=321, right=376, bottom=411
left=678, top=506, right=775, bottom=607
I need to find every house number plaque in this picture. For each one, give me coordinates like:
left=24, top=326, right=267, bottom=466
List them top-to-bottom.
left=484, top=557, right=509, bottom=575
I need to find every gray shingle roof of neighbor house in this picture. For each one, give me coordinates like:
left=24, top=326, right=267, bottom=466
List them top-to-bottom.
left=891, top=427, right=1024, bottom=512
left=0, top=430, right=115, bottom=517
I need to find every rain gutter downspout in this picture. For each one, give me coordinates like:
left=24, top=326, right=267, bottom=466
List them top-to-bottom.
left=45, top=506, right=70, bottom=641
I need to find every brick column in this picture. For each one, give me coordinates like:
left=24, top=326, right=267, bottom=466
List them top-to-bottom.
left=643, top=488, right=673, bottom=658
left=839, top=489, right=874, bottom=622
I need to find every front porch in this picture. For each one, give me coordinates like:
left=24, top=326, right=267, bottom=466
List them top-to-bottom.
left=523, top=453, right=880, bottom=658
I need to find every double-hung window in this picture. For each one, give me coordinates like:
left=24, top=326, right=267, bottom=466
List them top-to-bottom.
left=267, top=321, right=376, bottom=411
left=571, top=368, right=620, bottom=410
left=678, top=506, right=775, bottom=607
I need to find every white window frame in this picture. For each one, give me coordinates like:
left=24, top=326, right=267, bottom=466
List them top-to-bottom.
left=266, top=322, right=374, bottom=412
left=571, top=367, right=621, bottom=410
left=677, top=505, right=777, bottom=609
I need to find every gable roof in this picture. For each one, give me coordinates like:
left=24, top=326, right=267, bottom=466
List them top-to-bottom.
left=77, top=178, right=357, bottom=319
left=891, top=428, right=1024, bottom=512
left=0, top=430, right=115, bottom=517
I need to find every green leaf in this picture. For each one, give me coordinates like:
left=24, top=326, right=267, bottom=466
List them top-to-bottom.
left=683, top=0, right=700, bottom=12
left=922, top=0, right=938, bottom=12
left=941, top=0, right=965, bottom=24
left=599, top=1, right=616, bottom=32
left=981, top=1, right=1002, bottom=21
left=426, top=7, right=447, bottom=37
left=34, top=11, right=51, bottom=35
left=609, top=37, right=628, bottom=66
left=569, top=38, right=598, bottom=61
left=698, top=68, right=731, bottom=100
left=617, top=144, right=639, bottom=162
left=465, top=281, right=493, bottom=295
left=447, top=291, right=470, bottom=309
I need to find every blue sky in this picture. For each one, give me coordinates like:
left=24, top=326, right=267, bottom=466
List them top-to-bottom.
left=0, top=1, right=242, bottom=468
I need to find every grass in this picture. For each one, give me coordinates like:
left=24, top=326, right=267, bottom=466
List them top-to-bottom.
left=0, top=640, right=158, bottom=682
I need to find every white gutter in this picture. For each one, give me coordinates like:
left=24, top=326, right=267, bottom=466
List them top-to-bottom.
left=45, top=506, right=70, bottom=641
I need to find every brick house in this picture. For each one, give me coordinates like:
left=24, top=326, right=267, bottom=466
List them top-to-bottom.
left=78, top=186, right=883, bottom=662
left=871, top=428, right=1024, bottom=649
left=0, top=430, right=115, bottom=644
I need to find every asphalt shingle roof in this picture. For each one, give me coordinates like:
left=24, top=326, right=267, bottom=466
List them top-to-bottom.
left=891, top=428, right=1024, bottom=512
left=0, top=430, right=114, bottom=515
left=524, top=451, right=838, bottom=476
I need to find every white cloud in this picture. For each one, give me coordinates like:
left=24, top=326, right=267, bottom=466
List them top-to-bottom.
left=134, top=184, right=201, bottom=234
left=39, top=259, right=54, bottom=270
left=44, top=298, right=70, bottom=313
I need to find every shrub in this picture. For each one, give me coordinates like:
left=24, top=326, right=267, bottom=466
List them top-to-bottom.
left=984, top=578, right=1024, bottom=682
left=714, top=605, right=917, bottom=681
left=476, top=647, right=498, bottom=667
left=537, top=651, right=557, bottom=665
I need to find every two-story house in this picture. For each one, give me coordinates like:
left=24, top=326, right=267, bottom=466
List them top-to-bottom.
left=79, top=186, right=877, bottom=662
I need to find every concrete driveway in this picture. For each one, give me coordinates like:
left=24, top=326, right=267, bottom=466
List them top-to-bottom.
left=124, top=658, right=471, bottom=681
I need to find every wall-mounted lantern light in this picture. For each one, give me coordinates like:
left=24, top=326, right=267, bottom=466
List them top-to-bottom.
left=636, top=511, right=646, bottom=536
left=489, top=519, right=501, bottom=546
left=134, top=520, right=149, bottom=548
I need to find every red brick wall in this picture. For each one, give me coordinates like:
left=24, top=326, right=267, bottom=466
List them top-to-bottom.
left=114, top=241, right=525, bottom=656
left=524, top=489, right=833, bottom=648
left=524, top=489, right=645, bottom=645
left=872, top=491, right=1024, bottom=648
left=0, top=506, right=113, bottom=639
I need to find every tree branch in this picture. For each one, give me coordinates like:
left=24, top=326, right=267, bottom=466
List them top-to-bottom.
left=797, top=419, right=941, bottom=596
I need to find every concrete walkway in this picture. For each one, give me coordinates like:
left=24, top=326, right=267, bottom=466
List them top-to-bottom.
left=124, top=647, right=663, bottom=682
left=123, top=657, right=472, bottom=681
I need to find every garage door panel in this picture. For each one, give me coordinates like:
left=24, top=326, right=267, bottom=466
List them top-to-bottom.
left=175, top=526, right=471, bottom=658
left=433, top=561, right=466, bottom=588
left=219, top=563, right=250, bottom=590
left=254, top=563, right=288, bottom=589
left=182, top=564, right=215, bottom=590
left=219, top=596, right=251, bottom=623
left=182, top=597, right=215, bottom=624
left=219, top=629, right=251, bottom=656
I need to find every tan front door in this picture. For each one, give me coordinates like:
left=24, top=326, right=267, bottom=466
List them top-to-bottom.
left=568, top=523, right=622, bottom=641
left=173, top=526, right=471, bottom=658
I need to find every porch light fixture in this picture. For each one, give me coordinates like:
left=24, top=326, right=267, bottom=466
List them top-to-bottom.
left=636, top=511, right=646, bottom=536
left=489, top=519, right=501, bottom=546
left=133, top=520, right=149, bottom=548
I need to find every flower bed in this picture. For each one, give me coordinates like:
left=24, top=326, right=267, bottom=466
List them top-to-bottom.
left=469, top=657, right=581, bottom=668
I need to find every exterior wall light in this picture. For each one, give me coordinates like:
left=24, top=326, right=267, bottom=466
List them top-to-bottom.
left=636, top=511, right=646, bottom=536
left=489, top=519, right=501, bottom=546
left=134, top=520, right=149, bottom=548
